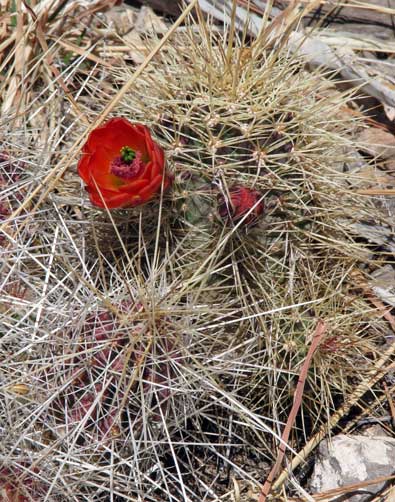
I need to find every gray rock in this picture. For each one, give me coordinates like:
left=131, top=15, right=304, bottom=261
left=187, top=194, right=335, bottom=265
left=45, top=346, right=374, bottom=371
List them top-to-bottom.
left=369, top=265, right=395, bottom=308
left=360, top=424, right=391, bottom=438
left=310, top=434, right=395, bottom=502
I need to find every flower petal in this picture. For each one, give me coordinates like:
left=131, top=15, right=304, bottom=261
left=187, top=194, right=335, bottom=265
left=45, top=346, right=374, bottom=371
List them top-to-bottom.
left=77, top=118, right=169, bottom=209
left=87, top=118, right=149, bottom=157
left=149, top=145, right=165, bottom=179
left=89, top=148, right=123, bottom=190
left=77, top=153, right=92, bottom=184
left=137, top=174, right=163, bottom=200
left=118, top=178, right=149, bottom=194
left=87, top=185, right=141, bottom=209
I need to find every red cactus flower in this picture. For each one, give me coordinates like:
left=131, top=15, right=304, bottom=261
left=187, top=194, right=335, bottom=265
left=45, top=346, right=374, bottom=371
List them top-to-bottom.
left=77, top=118, right=172, bottom=209
left=218, top=185, right=264, bottom=225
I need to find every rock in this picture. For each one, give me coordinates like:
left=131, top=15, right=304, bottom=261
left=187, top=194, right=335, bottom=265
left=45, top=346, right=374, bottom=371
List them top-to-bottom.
left=126, top=0, right=181, bottom=17
left=273, top=0, right=395, bottom=28
left=104, top=4, right=136, bottom=35
left=134, top=5, right=168, bottom=34
left=325, top=24, right=395, bottom=41
left=123, top=30, right=148, bottom=64
left=358, top=128, right=395, bottom=160
left=346, top=165, right=394, bottom=189
left=344, top=219, right=395, bottom=255
left=369, top=265, right=395, bottom=307
left=360, top=424, right=391, bottom=438
left=310, top=434, right=395, bottom=502
left=385, top=485, right=395, bottom=502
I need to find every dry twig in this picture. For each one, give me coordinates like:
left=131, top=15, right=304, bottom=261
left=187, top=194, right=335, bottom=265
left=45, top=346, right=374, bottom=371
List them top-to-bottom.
left=259, top=320, right=327, bottom=502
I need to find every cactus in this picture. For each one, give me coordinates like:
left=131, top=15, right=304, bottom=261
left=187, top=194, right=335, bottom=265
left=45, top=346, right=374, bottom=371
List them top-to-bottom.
left=117, top=3, right=387, bottom=461
left=0, top=4, right=390, bottom=502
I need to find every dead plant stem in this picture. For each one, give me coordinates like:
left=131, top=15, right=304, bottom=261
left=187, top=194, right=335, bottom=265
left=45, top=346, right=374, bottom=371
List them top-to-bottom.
left=259, top=320, right=327, bottom=502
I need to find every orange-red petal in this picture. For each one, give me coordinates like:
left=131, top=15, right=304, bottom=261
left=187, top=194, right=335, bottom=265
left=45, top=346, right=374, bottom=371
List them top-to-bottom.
left=86, top=118, right=148, bottom=157
left=89, top=148, right=122, bottom=190
left=77, top=153, right=92, bottom=184
left=137, top=174, right=163, bottom=200
left=118, top=178, right=149, bottom=194
left=88, top=185, right=141, bottom=209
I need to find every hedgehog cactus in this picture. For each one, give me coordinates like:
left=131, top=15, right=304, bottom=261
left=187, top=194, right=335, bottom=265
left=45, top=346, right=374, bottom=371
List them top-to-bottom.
left=0, top=4, right=390, bottom=502
left=118, top=10, right=386, bottom=428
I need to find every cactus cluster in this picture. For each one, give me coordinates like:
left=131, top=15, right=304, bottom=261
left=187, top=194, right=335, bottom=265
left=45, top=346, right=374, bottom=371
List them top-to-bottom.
left=0, top=7, right=389, bottom=502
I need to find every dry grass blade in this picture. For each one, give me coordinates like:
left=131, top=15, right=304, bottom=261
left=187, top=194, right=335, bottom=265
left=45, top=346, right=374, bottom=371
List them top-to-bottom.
left=0, top=0, right=120, bottom=116
left=20, top=0, right=89, bottom=124
left=199, top=0, right=395, bottom=109
left=357, top=189, right=395, bottom=195
left=259, top=320, right=327, bottom=502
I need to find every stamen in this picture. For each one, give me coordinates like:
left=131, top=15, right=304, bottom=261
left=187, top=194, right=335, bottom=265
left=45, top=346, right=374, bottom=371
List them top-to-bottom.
left=110, top=151, right=144, bottom=180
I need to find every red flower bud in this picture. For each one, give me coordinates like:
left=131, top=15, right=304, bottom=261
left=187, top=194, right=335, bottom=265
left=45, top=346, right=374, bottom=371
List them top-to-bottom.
left=218, top=185, right=264, bottom=225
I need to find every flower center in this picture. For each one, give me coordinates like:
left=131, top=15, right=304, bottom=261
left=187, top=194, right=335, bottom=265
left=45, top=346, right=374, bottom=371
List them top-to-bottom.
left=110, top=146, right=145, bottom=180
left=120, top=146, right=136, bottom=163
